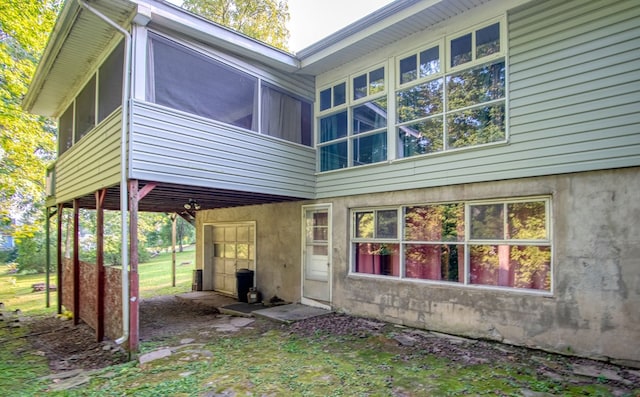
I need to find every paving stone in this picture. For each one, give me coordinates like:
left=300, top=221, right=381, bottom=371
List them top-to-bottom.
left=230, top=317, right=255, bottom=327
left=393, top=334, right=417, bottom=347
left=180, top=338, right=195, bottom=344
left=138, top=348, right=172, bottom=365
left=572, top=364, right=623, bottom=382
left=48, top=374, right=91, bottom=391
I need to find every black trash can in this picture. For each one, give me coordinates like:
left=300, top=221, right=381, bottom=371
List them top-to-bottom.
left=236, top=268, right=254, bottom=302
left=192, top=269, right=203, bottom=291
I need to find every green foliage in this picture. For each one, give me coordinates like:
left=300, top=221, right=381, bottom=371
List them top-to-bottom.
left=0, top=0, right=60, bottom=227
left=181, top=0, right=290, bottom=50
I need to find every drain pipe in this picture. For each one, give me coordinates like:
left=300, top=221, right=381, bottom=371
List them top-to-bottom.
left=76, top=0, right=131, bottom=346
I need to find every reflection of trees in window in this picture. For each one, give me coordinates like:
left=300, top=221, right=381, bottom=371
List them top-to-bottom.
left=469, top=200, right=550, bottom=291
left=404, top=204, right=464, bottom=281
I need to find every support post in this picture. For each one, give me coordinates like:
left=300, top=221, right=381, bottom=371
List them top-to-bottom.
left=128, top=180, right=139, bottom=353
left=96, top=190, right=106, bottom=341
left=73, top=199, right=80, bottom=325
left=56, top=204, right=63, bottom=314
left=45, top=207, right=50, bottom=308
left=171, top=213, right=177, bottom=287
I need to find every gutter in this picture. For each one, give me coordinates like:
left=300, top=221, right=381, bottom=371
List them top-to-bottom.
left=75, top=0, right=131, bottom=346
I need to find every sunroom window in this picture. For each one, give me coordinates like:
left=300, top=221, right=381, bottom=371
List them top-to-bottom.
left=397, top=21, right=505, bottom=159
left=318, top=66, right=387, bottom=171
left=351, top=197, right=552, bottom=292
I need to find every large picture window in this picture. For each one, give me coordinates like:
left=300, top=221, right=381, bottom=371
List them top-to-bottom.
left=317, top=19, right=506, bottom=172
left=397, top=22, right=505, bottom=158
left=147, top=33, right=312, bottom=146
left=351, top=197, right=552, bottom=292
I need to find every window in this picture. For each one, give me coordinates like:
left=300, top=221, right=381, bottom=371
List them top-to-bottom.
left=397, top=21, right=506, bottom=158
left=148, top=34, right=258, bottom=131
left=56, top=40, right=124, bottom=155
left=98, top=41, right=124, bottom=122
left=318, top=66, right=387, bottom=171
left=74, top=76, right=96, bottom=142
left=261, top=84, right=312, bottom=146
left=58, top=105, right=74, bottom=155
left=351, top=197, right=551, bottom=292
left=352, top=209, right=400, bottom=276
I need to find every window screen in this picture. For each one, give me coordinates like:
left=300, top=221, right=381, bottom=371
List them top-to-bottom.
left=148, top=34, right=258, bottom=131
left=98, top=40, right=124, bottom=122
left=74, top=76, right=96, bottom=142
left=261, top=84, right=312, bottom=146
left=58, top=105, right=74, bottom=156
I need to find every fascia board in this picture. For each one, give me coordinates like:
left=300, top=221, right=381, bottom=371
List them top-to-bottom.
left=22, top=0, right=81, bottom=113
left=138, top=0, right=300, bottom=72
left=297, top=0, right=441, bottom=69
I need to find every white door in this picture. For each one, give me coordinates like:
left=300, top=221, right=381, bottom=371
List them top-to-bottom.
left=302, top=205, right=331, bottom=307
left=209, top=223, right=255, bottom=296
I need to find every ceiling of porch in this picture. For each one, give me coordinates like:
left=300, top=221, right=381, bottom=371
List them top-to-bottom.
left=62, top=181, right=305, bottom=214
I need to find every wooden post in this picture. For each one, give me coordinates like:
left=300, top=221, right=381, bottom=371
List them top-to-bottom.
left=128, top=180, right=139, bottom=353
left=96, top=190, right=106, bottom=342
left=73, top=199, right=80, bottom=325
left=56, top=204, right=63, bottom=314
left=45, top=207, right=50, bottom=308
left=171, top=213, right=177, bottom=287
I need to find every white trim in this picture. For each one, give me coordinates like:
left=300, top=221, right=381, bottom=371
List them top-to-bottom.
left=348, top=196, right=553, bottom=295
left=300, top=203, right=333, bottom=309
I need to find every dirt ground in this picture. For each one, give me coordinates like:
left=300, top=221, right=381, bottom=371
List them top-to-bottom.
left=22, top=296, right=640, bottom=393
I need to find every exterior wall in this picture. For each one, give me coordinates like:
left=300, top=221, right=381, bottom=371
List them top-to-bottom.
left=315, top=0, right=640, bottom=198
left=130, top=100, right=316, bottom=199
left=54, top=109, right=122, bottom=204
left=197, top=167, right=640, bottom=365
left=327, top=167, right=640, bottom=365
left=196, top=201, right=306, bottom=303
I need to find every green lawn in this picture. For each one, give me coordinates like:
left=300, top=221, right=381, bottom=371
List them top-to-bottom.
left=0, top=247, right=195, bottom=315
left=1, top=249, right=638, bottom=396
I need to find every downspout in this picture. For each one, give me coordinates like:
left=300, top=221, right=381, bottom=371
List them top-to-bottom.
left=76, top=0, right=131, bottom=345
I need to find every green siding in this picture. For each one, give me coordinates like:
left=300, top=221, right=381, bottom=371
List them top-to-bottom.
left=316, top=0, right=640, bottom=199
left=130, top=101, right=316, bottom=198
left=54, top=110, right=122, bottom=203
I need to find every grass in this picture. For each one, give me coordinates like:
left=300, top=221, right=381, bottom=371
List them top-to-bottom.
left=0, top=247, right=196, bottom=316
left=1, top=248, right=639, bottom=396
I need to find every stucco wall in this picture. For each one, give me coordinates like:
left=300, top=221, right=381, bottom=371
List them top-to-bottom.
left=197, top=167, right=639, bottom=365
left=196, top=201, right=305, bottom=303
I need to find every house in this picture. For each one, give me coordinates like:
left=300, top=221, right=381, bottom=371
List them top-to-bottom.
left=24, top=0, right=640, bottom=366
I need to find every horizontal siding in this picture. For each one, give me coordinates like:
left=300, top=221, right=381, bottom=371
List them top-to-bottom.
left=317, top=0, right=640, bottom=199
left=130, top=100, right=316, bottom=198
left=54, top=110, right=122, bottom=203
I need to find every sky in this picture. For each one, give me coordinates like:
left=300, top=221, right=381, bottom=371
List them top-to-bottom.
left=287, top=0, right=395, bottom=51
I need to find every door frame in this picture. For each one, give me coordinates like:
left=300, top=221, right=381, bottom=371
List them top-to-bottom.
left=300, top=204, right=332, bottom=310
left=201, top=221, right=256, bottom=296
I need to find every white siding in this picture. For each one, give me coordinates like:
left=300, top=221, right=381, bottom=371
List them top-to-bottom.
left=316, top=0, right=640, bottom=199
left=130, top=100, right=316, bottom=198
left=54, top=110, right=122, bottom=203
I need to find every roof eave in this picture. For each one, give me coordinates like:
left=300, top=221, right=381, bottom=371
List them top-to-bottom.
left=22, top=0, right=81, bottom=114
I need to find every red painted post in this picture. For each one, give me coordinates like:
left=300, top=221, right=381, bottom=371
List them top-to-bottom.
left=128, top=180, right=139, bottom=353
left=96, top=190, right=105, bottom=342
left=73, top=199, right=80, bottom=326
left=57, top=204, right=64, bottom=314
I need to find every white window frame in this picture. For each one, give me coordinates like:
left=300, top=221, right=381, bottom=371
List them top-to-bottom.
left=349, top=196, right=553, bottom=295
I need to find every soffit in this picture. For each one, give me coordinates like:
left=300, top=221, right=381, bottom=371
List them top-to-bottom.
left=24, top=0, right=136, bottom=117
left=296, top=0, right=491, bottom=75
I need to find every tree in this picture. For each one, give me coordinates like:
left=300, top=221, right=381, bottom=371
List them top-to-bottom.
left=181, top=0, right=290, bottom=50
left=1, top=1, right=61, bottom=272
